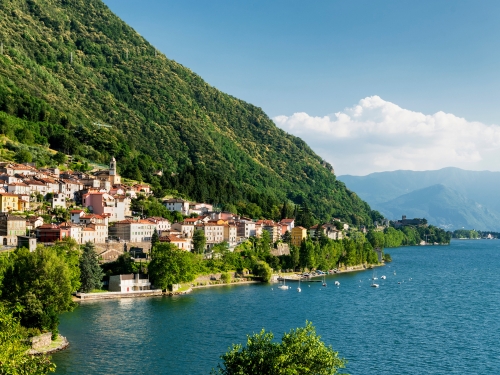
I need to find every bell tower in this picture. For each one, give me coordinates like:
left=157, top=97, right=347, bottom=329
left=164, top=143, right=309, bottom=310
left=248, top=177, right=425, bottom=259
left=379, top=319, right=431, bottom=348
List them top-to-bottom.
left=109, top=157, right=120, bottom=185
left=110, top=157, right=117, bottom=176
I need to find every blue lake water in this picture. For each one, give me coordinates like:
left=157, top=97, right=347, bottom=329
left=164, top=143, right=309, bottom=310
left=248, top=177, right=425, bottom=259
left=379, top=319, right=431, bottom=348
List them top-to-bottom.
left=53, top=240, right=500, bottom=374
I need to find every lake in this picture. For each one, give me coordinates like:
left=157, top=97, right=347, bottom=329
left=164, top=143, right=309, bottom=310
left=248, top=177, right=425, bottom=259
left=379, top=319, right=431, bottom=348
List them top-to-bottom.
left=53, top=240, right=500, bottom=374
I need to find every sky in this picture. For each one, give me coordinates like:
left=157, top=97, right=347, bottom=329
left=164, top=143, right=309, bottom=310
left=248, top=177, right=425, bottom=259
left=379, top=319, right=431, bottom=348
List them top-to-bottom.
left=102, top=0, right=500, bottom=175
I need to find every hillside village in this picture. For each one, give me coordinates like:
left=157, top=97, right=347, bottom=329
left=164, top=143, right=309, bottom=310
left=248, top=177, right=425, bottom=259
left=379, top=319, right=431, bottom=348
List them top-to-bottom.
left=0, top=157, right=355, bottom=261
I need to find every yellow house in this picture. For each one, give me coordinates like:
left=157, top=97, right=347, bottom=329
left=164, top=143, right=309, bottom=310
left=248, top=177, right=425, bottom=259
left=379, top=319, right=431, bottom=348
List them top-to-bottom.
left=0, top=193, right=19, bottom=213
left=291, top=226, right=308, bottom=247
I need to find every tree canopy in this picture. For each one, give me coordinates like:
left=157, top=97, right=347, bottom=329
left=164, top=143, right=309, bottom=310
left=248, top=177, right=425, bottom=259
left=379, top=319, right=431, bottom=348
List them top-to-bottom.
left=148, top=243, right=198, bottom=290
left=1, top=247, right=74, bottom=336
left=0, top=302, right=56, bottom=375
left=212, top=321, right=347, bottom=375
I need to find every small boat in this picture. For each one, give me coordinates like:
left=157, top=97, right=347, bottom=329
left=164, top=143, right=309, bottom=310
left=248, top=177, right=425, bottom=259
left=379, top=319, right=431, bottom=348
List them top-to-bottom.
left=371, top=269, right=379, bottom=287
left=322, top=274, right=327, bottom=287
left=381, top=275, right=386, bottom=280
left=278, top=277, right=288, bottom=290
left=297, top=278, right=301, bottom=292
left=334, top=281, right=340, bottom=286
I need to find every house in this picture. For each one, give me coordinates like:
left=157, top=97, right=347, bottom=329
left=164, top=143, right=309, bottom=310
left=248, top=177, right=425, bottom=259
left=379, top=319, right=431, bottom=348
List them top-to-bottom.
left=0, top=163, right=37, bottom=176
left=35, top=177, right=59, bottom=194
left=58, top=179, right=83, bottom=200
left=25, top=180, right=47, bottom=195
left=6, top=182, right=30, bottom=195
left=133, top=184, right=151, bottom=194
left=83, top=192, right=129, bottom=222
left=0, top=193, right=19, bottom=213
left=51, top=193, right=66, bottom=209
left=163, top=198, right=190, bottom=215
left=188, top=202, right=213, bottom=215
left=70, top=210, right=85, bottom=223
left=210, top=211, right=236, bottom=221
left=0, top=214, right=26, bottom=246
left=26, top=216, right=44, bottom=231
left=146, top=217, right=171, bottom=234
left=279, top=218, right=295, bottom=232
left=109, top=219, right=157, bottom=242
left=236, top=220, right=256, bottom=239
left=257, top=220, right=281, bottom=243
left=171, top=221, right=196, bottom=238
left=196, top=222, right=225, bottom=247
left=59, top=223, right=82, bottom=244
left=36, top=224, right=70, bottom=243
left=80, top=224, right=108, bottom=244
left=223, top=224, right=238, bottom=247
left=309, top=224, right=343, bottom=240
left=291, top=226, right=308, bottom=247
left=159, top=235, right=191, bottom=251
left=17, top=236, right=37, bottom=252
left=108, top=273, right=151, bottom=292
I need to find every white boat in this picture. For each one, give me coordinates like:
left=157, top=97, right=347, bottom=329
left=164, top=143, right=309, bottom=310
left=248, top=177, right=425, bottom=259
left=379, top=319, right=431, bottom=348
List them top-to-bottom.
left=371, top=270, right=379, bottom=287
left=322, top=274, right=327, bottom=287
left=381, top=275, right=386, bottom=280
left=278, top=277, right=288, bottom=290
left=297, top=277, right=301, bottom=292
left=334, top=281, right=340, bottom=286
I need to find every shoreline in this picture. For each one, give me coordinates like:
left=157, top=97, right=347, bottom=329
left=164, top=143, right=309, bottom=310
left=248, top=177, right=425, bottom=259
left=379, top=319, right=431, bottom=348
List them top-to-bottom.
left=272, top=263, right=386, bottom=282
left=28, top=334, right=69, bottom=355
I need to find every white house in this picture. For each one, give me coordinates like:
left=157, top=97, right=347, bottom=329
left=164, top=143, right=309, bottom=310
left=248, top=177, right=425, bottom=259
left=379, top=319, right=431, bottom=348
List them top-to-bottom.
left=108, top=273, right=151, bottom=292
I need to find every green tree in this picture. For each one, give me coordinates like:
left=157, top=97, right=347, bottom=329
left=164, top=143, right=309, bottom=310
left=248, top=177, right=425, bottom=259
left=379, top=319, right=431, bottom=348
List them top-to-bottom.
left=15, top=149, right=32, bottom=163
left=52, top=152, right=67, bottom=165
left=151, top=228, right=159, bottom=248
left=192, top=229, right=206, bottom=254
left=366, top=230, right=385, bottom=250
left=53, top=238, right=81, bottom=292
left=79, top=242, right=104, bottom=293
left=148, top=243, right=197, bottom=290
left=1, top=247, right=74, bottom=336
left=252, top=260, right=272, bottom=282
left=0, top=303, right=56, bottom=375
left=212, top=321, right=347, bottom=375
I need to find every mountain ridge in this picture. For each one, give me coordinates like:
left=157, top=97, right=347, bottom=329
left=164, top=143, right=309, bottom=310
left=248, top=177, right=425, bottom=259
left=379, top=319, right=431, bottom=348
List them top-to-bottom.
left=0, top=0, right=380, bottom=224
left=338, top=168, right=500, bottom=230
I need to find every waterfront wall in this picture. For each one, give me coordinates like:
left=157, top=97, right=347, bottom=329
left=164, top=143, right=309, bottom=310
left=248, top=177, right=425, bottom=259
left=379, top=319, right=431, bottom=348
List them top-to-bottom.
left=77, top=289, right=162, bottom=300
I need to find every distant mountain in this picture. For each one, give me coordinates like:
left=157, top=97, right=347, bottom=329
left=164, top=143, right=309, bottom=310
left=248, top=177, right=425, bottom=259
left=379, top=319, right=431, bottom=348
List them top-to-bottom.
left=338, top=168, right=500, bottom=231
left=376, top=184, right=500, bottom=231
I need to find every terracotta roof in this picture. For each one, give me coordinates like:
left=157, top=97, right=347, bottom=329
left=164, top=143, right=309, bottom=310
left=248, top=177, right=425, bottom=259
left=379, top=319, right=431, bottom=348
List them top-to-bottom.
left=0, top=192, right=18, bottom=197
left=71, top=210, right=84, bottom=214
left=38, top=223, right=60, bottom=229
left=162, top=235, right=186, bottom=242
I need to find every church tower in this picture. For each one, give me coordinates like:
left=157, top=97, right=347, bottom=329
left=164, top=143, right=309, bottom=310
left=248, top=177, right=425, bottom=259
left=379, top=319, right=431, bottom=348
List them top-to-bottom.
left=109, top=157, right=120, bottom=185
left=110, top=157, right=117, bottom=176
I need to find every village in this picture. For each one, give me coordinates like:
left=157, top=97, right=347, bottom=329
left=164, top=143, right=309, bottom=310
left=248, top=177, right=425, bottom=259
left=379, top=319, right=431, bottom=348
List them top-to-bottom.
left=0, top=157, right=355, bottom=265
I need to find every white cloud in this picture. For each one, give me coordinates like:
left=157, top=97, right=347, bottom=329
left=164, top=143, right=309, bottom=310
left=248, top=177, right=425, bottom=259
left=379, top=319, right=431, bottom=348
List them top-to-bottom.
left=273, top=96, right=500, bottom=175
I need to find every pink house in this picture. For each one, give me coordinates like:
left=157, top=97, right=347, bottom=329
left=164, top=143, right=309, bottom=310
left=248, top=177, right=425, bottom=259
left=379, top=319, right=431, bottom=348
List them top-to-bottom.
left=82, top=192, right=127, bottom=222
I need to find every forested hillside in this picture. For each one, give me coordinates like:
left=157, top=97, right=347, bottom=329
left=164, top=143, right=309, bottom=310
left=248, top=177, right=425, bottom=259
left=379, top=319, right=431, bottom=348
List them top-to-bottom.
left=0, top=0, right=380, bottom=224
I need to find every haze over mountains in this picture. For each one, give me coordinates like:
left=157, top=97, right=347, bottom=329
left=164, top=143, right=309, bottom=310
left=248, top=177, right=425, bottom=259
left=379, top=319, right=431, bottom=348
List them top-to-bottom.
left=339, top=168, right=500, bottom=231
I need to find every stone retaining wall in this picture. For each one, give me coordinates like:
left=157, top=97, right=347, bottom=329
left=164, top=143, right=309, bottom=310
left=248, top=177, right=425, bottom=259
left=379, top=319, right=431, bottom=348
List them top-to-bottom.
left=77, top=289, right=163, bottom=300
